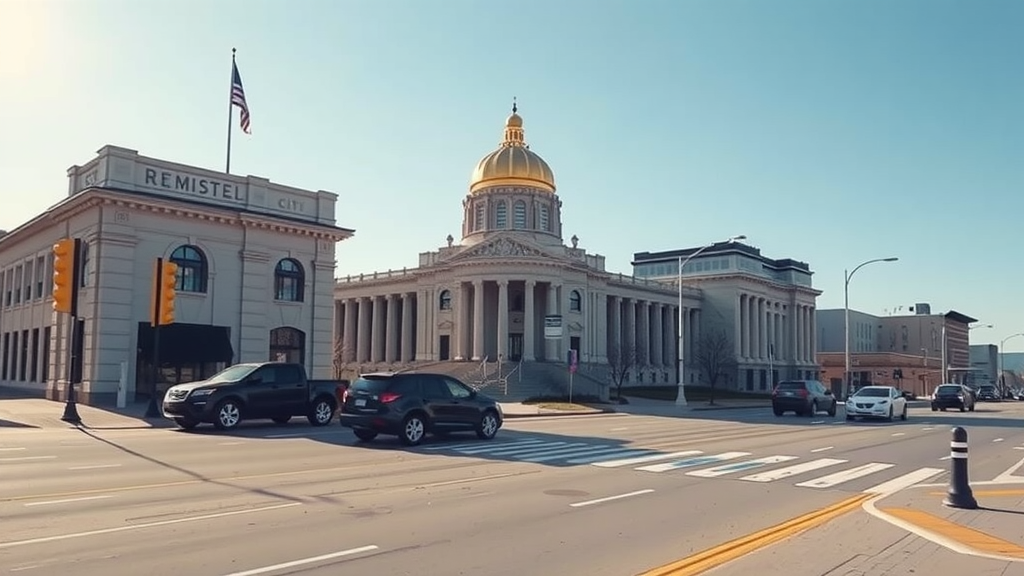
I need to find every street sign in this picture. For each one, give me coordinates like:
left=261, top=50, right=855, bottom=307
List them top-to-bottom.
left=544, top=315, right=562, bottom=339
left=567, top=349, right=578, bottom=373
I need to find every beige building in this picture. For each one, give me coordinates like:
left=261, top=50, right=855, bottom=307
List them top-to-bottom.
left=333, top=106, right=821, bottom=398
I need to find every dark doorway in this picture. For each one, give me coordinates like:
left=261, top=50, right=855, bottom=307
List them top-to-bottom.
left=135, top=322, right=234, bottom=401
left=270, top=326, right=305, bottom=364
left=509, top=334, right=523, bottom=361
left=439, top=335, right=450, bottom=361
left=570, top=336, right=581, bottom=357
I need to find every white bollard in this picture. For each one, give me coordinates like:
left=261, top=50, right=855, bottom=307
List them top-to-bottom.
left=116, top=361, right=128, bottom=408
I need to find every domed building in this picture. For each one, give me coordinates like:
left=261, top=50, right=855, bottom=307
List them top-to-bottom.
left=332, top=104, right=701, bottom=398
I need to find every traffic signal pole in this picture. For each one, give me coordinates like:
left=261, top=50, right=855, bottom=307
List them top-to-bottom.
left=57, top=238, right=83, bottom=424
left=145, top=258, right=165, bottom=418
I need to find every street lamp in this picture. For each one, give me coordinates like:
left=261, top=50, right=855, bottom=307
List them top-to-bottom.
left=677, top=234, right=747, bottom=406
left=843, top=257, right=898, bottom=400
left=999, top=333, right=1024, bottom=394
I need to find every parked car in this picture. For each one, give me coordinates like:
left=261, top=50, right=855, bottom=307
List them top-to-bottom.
left=162, top=362, right=344, bottom=431
left=339, top=372, right=503, bottom=446
left=771, top=380, right=837, bottom=417
left=930, top=384, right=976, bottom=412
left=846, top=385, right=908, bottom=421
left=976, top=385, right=1000, bottom=402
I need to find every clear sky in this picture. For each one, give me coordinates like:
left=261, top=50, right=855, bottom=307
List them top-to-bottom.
left=2, top=0, right=1022, bottom=349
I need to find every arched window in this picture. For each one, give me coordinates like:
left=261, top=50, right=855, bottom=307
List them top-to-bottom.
left=513, top=200, right=527, bottom=229
left=495, top=201, right=507, bottom=229
left=475, top=203, right=485, bottom=231
left=539, top=205, right=550, bottom=231
left=170, top=245, right=208, bottom=293
left=274, top=258, right=304, bottom=302
left=439, top=289, right=452, bottom=310
left=570, top=290, right=582, bottom=312
left=269, top=326, right=305, bottom=364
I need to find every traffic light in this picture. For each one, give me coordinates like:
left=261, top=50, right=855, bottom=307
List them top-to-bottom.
left=52, top=238, right=78, bottom=314
left=151, top=259, right=178, bottom=326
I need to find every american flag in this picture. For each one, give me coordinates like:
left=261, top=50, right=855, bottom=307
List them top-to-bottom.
left=231, top=61, right=251, bottom=134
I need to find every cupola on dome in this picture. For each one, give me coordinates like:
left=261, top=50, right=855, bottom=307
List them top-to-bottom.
left=469, top=102, right=556, bottom=194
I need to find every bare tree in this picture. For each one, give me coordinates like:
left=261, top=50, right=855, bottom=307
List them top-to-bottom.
left=693, top=329, right=737, bottom=405
left=332, top=338, right=353, bottom=379
left=607, top=342, right=639, bottom=400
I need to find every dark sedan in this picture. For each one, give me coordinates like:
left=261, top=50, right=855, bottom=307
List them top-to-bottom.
left=339, top=372, right=503, bottom=446
left=931, top=384, right=976, bottom=412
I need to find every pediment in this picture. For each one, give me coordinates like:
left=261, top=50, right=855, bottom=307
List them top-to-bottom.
left=450, top=235, right=556, bottom=263
left=437, top=320, right=454, bottom=330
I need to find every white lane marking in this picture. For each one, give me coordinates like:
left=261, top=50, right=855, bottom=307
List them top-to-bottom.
left=811, top=420, right=825, bottom=425
left=610, top=427, right=629, bottom=432
left=922, top=427, right=934, bottom=431
left=891, top=432, right=905, bottom=437
left=263, top=433, right=303, bottom=439
left=993, top=438, right=1004, bottom=443
left=423, top=439, right=540, bottom=451
left=451, top=440, right=554, bottom=455
left=218, top=441, right=246, bottom=446
left=480, top=442, right=590, bottom=458
left=522, top=445, right=641, bottom=464
left=810, top=446, right=834, bottom=453
left=0, top=447, right=27, bottom=452
left=1015, top=447, right=1024, bottom=451
left=567, top=449, right=657, bottom=465
left=592, top=450, right=703, bottom=468
left=638, top=452, right=751, bottom=473
left=687, top=455, right=798, bottom=478
left=939, top=455, right=952, bottom=461
left=0, top=456, right=56, bottom=463
left=992, top=456, right=1024, bottom=483
left=739, top=458, right=847, bottom=483
left=795, top=462, right=895, bottom=488
left=67, top=464, right=122, bottom=471
left=863, top=467, right=944, bottom=495
left=569, top=489, right=655, bottom=508
left=24, top=495, right=113, bottom=507
left=0, top=502, right=301, bottom=549
left=220, top=545, right=380, bottom=576
left=10, top=564, right=40, bottom=571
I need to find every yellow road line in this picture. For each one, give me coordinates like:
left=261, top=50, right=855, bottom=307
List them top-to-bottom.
left=927, top=489, right=1024, bottom=497
left=640, top=493, right=871, bottom=576
left=881, top=507, right=1024, bottom=559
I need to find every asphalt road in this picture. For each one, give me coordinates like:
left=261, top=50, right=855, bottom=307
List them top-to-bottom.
left=2, top=402, right=1023, bottom=576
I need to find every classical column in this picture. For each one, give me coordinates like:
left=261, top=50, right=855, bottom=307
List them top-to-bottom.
left=497, top=279, right=509, bottom=361
left=472, top=280, right=485, bottom=361
left=523, top=280, right=536, bottom=361
left=454, top=282, right=467, bottom=360
left=545, top=283, right=560, bottom=361
left=401, top=293, right=414, bottom=362
left=597, top=293, right=608, bottom=363
left=384, top=294, right=398, bottom=363
left=738, top=294, right=747, bottom=359
left=356, top=296, right=371, bottom=363
left=370, top=296, right=384, bottom=362
left=748, top=297, right=757, bottom=360
left=343, top=298, right=357, bottom=362
left=624, top=298, right=636, bottom=354
left=758, top=298, right=767, bottom=359
left=638, top=301, right=650, bottom=365
left=652, top=303, right=664, bottom=367
left=663, top=303, right=673, bottom=368
left=796, top=305, right=805, bottom=363
left=805, top=305, right=812, bottom=363
left=809, top=307, right=817, bottom=362
left=774, top=309, right=782, bottom=364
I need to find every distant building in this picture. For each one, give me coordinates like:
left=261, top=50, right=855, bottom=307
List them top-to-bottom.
left=633, top=242, right=821, bottom=391
left=816, top=309, right=878, bottom=354
left=969, top=344, right=997, bottom=385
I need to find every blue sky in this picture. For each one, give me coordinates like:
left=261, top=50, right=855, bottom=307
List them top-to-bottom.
left=1, top=0, right=1022, bottom=349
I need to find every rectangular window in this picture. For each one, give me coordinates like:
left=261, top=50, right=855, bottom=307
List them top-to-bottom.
left=35, top=256, right=45, bottom=299
left=24, top=259, right=33, bottom=301
left=14, top=265, right=22, bottom=304
left=42, top=327, right=51, bottom=383
left=30, top=328, right=39, bottom=382
left=19, top=329, right=28, bottom=381
left=1, top=332, right=8, bottom=379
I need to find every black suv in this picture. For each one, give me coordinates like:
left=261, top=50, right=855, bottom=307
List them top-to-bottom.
left=339, top=372, right=503, bottom=446
left=771, top=380, right=837, bottom=417
left=931, top=384, right=976, bottom=412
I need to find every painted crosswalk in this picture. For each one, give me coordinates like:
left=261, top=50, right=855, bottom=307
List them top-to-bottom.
left=420, top=437, right=945, bottom=493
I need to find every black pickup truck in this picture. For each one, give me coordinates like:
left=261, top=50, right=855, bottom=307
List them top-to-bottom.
left=161, top=362, right=343, bottom=431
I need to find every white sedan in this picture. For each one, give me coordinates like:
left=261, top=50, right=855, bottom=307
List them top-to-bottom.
left=845, top=386, right=908, bottom=421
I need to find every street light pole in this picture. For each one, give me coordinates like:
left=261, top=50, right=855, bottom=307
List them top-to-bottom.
left=676, top=234, right=746, bottom=407
left=843, top=257, right=898, bottom=401
left=999, top=333, right=1024, bottom=395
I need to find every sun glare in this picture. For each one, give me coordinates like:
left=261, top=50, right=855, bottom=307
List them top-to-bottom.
left=0, top=0, right=56, bottom=81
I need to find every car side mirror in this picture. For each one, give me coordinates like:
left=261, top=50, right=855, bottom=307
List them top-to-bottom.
left=824, top=390, right=833, bottom=396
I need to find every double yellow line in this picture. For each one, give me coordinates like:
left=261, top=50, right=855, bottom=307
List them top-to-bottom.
left=641, top=493, right=871, bottom=576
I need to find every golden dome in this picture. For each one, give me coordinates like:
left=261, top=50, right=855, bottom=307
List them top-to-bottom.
left=469, top=103, right=555, bottom=194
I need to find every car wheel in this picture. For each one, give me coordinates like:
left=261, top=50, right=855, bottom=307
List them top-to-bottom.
left=307, top=397, right=335, bottom=427
left=213, top=399, right=242, bottom=431
left=807, top=401, right=818, bottom=416
left=827, top=401, right=837, bottom=417
left=969, top=404, right=975, bottom=412
left=900, top=405, right=908, bottom=421
left=960, top=405, right=966, bottom=413
left=887, top=406, right=894, bottom=422
left=931, top=406, right=938, bottom=412
left=773, top=408, right=783, bottom=417
left=476, top=410, right=500, bottom=440
left=400, top=414, right=427, bottom=446
left=846, top=414, right=854, bottom=421
left=174, top=417, right=199, bottom=431
left=354, top=429, right=378, bottom=442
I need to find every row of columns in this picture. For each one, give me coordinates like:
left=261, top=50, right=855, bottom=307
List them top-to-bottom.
left=337, top=294, right=416, bottom=363
left=736, top=294, right=815, bottom=363
left=606, top=296, right=699, bottom=370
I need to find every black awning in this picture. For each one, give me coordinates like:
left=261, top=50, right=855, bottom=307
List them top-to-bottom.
left=138, top=323, right=234, bottom=364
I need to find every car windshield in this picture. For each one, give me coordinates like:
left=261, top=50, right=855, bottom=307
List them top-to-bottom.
left=206, top=364, right=259, bottom=383
left=351, top=377, right=392, bottom=394
left=775, top=382, right=806, bottom=390
left=936, top=385, right=961, bottom=394
left=980, top=386, right=995, bottom=391
left=853, top=387, right=890, bottom=397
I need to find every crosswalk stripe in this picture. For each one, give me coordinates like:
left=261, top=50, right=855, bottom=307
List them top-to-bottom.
left=423, top=439, right=539, bottom=451
left=448, top=440, right=551, bottom=454
left=464, top=441, right=580, bottom=457
left=483, top=442, right=592, bottom=458
left=522, top=445, right=639, bottom=464
left=567, top=449, right=658, bottom=465
left=592, top=450, right=704, bottom=469
left=637, top=452, right=751, bottom=473
left=686, top=455, right=798, bottom=478
left=740, top=458, right=848, bottom=483
left=794, top=462, right=895, bottom=488
left=863, top=467, right=944, bottom=495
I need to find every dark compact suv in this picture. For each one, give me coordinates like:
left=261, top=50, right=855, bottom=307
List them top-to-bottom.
left=339, top=372, right=503, bottom=446
left=772, top=380, right=838, bottom=417
left=931, top=384, right=976, bottom=412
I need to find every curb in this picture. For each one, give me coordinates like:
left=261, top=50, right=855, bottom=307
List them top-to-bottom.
left=689, top=404, right=771, bottom=412
left=503, top=406, right=618, bottom=419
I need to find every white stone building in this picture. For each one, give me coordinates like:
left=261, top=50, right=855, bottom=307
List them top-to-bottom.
left=333, top=106, right=712, bottom=398
left=0, top=145, right=351, bottom=405
left=633, top=243, right=822, bottom=391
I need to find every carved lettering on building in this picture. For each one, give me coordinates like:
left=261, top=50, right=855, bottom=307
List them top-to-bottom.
left=143, top=167, right=247, bottom=204
left=114, top=210, right=130, bottom=223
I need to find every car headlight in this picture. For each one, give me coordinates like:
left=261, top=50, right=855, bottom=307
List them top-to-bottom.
left=190, top=389, right=215, bottom=398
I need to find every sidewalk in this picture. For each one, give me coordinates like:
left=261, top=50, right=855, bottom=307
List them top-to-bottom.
left=612, top=396, right=769, bottom=417
left=866, top=482, right=1024, bottom=562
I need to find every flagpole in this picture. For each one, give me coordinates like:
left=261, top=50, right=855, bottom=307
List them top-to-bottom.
left=226, top=47, right=236, bottom=174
